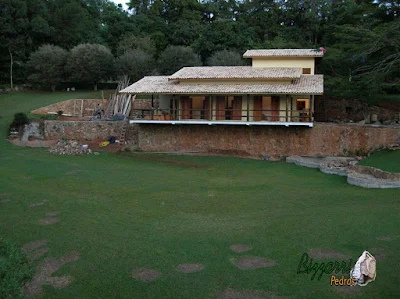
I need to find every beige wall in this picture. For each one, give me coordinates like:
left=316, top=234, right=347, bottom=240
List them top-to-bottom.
left=252, top=58, right=315, bottom=74
left=180, top=79, right=291, bottom=84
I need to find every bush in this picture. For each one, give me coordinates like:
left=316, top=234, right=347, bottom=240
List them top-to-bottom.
left=65, top=43, right=114, bottom=91
left=27, top=45, right=69, bottom=92
left=157, top=46, right=202, bottom=75
left=115, top=49, right=156, bottom=82
left=206, top=50, right=246, bottom=66
left=12, top=113, right=28, bottom=127
left=0, top=239, right=34, bottom=298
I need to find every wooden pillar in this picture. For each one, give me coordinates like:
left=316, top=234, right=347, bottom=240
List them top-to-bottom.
left=151, top=94, right=154, bottom=120
left=172, top=94, right=176, bottom=120
left=246, top=94, right=250, bottom=122
left=209, top=95, right=212, bottom=120
left=285, top=95, right=289, bottom=122
left=311, top=95, right=314, bottom=122
left=290, top=97, right=293, bottom=121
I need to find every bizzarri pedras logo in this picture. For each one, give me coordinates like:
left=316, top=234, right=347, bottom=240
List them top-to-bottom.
left=297, top=250, right=376, bottom=287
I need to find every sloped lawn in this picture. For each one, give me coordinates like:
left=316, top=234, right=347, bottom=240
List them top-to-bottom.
left=0, top=92, right=399, bottom=298
left=359, top=150, right=400, bottom=173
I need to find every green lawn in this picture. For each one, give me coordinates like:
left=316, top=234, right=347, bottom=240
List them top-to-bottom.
left=0, top=92, right=399, bottom=298
left=359, top=150, right=400, bottom=173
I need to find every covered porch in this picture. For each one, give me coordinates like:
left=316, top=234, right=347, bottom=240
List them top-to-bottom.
left=130, top=94, right=315, bottom=127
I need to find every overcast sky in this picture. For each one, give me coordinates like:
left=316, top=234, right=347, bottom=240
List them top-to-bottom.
left=111, top=0, right=129, bottom=10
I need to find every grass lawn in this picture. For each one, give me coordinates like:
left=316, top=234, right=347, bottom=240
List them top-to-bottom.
left=0, top=92, right=399, bottom=298
left=359, top=150, right=400, bottom=173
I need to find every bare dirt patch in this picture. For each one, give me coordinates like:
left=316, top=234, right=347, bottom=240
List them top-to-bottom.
left=65, top=170, right=80, bottom=175
left=0, top=193, right=9, bottom=197
left=0, top=199, right=10, bottom=204
left=29, top=201, right=47, bottom=208
left=46, top=211, right=60, bottom=217
left=39, top=217, right=60, bottom=225
left=377, top=236, right=393, bottom=241
left=22, top=240, right=48, bottom=253
left=230, top=244, right=253, bottom=253
left=28, top=248, right=49, bottom=261
left=308, top=249, right=351, bottom=260
left=24, top=251, right=80, bottom=297
left=60, top=251, right=80, bottom=263
left=232, top=256, right=277, bottom=270
left=176, top=263, right=205, bottom=273
left=132, top=268, right=161, bottom=282
left=46, top=276, right=73, bottom=289
left=218, top=288, right=282, bottom=299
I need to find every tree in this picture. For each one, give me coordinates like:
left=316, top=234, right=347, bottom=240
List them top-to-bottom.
left=0, top=0, right=30, bottom=88
left=47, top=0, right=101, bottom=49
left=98, top=1, right=136, bottom=54
left=193, top=21, right=256, bottom=61
left=116, top=35, right=157, bottom=56
left=65, top=43, right=114, bottom=90
left=27, top=45, right=68, bottom=91
left=157, top=46, right=202, bottom=75
left=115, top=49, right=156, bottom=82
left=207, top=50, right=246, bottom=66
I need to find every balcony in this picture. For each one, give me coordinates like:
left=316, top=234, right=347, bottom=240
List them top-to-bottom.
left=130, top=108, right=313, bottom=127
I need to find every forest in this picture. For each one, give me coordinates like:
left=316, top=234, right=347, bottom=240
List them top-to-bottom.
left=0, top=0, right=399, bottom=103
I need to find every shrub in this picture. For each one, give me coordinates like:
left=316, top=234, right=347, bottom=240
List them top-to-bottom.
left=65, top=43, right=114, bottom=91
left=27, top=45, right=69, bottom=92
left=157, top=46, right=202, bottom=75
left=115, top=49, right=156, bottom=82
left=206, top=50, right=246, bottom=66
left=12, top=113, right=28, bottom=127
left=0, top=238, right=34, bottom=298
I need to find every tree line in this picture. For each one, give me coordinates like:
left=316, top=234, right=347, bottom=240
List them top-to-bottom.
left=0, top=0, right=399, bottom=103
left=27, top=43, right=240, bottom=91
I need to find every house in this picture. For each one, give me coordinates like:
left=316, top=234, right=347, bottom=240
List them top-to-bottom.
left=120, top=49, right=324, bottom=127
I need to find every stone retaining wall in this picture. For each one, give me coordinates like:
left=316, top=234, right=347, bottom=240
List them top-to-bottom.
left=44, top=120, right=126, bottom=141
left=133, top=123, right=400, bottom=157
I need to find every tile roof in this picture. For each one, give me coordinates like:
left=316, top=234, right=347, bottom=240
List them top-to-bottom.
left=243, top=49, right=324, bottom=58
left=168, top=66, right=302, bottom=80
left=120, top=75, right=324, bottom=95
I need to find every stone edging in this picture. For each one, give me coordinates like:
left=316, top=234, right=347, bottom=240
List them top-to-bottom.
left=286, top=156, right=400, bottom=189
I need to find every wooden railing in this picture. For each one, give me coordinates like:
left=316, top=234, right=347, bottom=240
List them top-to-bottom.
left=131, top=108, right=312, bottom=122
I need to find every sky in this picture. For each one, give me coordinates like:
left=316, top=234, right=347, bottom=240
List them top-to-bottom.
left=111, top=0, right=129, bottom=10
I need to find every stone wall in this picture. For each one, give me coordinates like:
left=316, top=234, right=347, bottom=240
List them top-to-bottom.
left=317, top=96, right=400, bottom=123
left=32, top=99, right=108, bottom=117
left=133, top=99, right=152, bottom=110
left=44, top=120, right=126, bottom=141
left=133, top=123, right=400, bottom=157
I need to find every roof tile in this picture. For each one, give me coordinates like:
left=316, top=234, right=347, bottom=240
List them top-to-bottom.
left=243, top=49, right=324, bottom=58
left=168, top=66, right=302, bottom=80
left=120, top=75, right=324, bottom=95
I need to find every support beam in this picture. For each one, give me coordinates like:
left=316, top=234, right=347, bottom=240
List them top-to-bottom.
left=151, top=94, right=154, bottom=120
left=172, top=94, right=176, bottom=120
left=246, top=94, right=250, bottom=122
left=209, top=95, right=212, bottom=121
left=285, top=95, right=289, bottom=122
left=311, top=95, right=314, bottom=122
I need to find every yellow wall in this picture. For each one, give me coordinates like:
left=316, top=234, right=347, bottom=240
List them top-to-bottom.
left=252, top=58, right=315, bottom=75
left=180, top=79, right=291, bottom=84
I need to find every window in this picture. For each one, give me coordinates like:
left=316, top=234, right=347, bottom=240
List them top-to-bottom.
left=302, top=68, right=311, bottom=74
